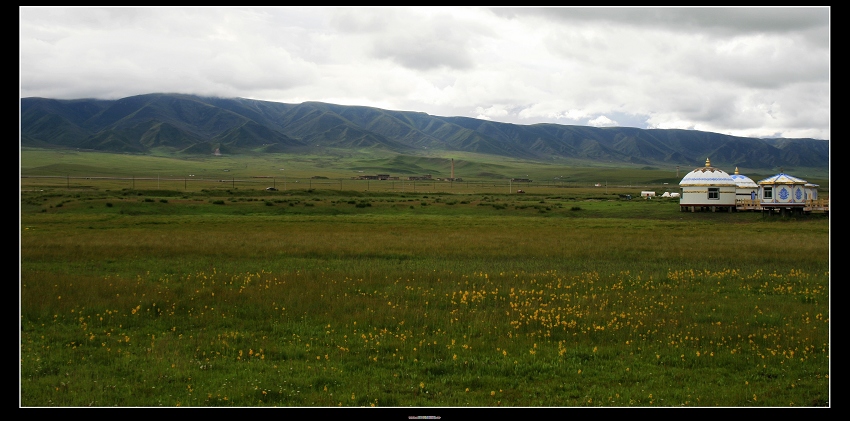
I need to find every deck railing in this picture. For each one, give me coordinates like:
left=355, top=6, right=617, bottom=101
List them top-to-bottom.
left=735, top=198, right=828, bottom=212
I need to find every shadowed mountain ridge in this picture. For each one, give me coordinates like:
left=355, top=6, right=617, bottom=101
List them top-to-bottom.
left=20, top=93, right=829, bottom=170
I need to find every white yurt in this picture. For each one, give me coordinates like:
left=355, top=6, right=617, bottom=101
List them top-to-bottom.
left=678, top=158, right=737, bottom=212
left=730, top=167, right=759, bottom=205
left=757, top=172, right=809, bottom=211
left=804, top=183, right=820, bottom=202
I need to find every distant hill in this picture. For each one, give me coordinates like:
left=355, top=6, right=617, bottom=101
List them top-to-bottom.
left=20, top=93, right=829, bottom=169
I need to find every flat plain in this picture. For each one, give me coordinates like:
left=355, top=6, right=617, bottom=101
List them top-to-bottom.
left=20, top=150, right=830, bottom=407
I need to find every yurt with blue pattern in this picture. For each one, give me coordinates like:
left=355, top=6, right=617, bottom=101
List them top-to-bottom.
left=730, top=167, right=759, bottom=203
left=757, top=172, right=809, bottom=209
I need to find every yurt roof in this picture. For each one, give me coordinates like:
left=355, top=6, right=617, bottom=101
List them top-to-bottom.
left=679, top=158, right=736, bottom=187
left=730, top=167, right=758, bottom=188
left=757, top=172, right=808, bottom=185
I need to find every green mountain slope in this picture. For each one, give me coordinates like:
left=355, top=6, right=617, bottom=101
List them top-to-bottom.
left=20, top=93, right=829, bottom=170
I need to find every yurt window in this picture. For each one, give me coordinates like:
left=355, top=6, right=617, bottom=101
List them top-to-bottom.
left=708, top=187, right=719, bottom=200
left=763, top=187, right=773, bottom=199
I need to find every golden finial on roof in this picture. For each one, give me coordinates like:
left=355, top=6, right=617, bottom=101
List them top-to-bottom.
left=705, top=158, right=711, bottom=167
left=735, top=167, right=739, bottom=175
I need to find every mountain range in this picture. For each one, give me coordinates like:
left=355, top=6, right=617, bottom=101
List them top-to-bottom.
left=20, top=93, right=829, bottom=170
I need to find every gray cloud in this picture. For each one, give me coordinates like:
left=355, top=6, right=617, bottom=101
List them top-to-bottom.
left=492, top=7, right=828, bottom=37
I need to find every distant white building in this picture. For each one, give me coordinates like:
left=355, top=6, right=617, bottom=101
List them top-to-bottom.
left=678, top=158, right=737, bottom=212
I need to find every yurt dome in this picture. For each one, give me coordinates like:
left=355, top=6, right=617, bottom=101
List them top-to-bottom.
left=679, top=158, right=736, bottom=187
left=730, top=167, right=758, bottom=189
left=757, top=173, right=808, bottom=185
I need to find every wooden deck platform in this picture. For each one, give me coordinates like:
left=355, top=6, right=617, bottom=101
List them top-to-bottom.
left=736, top=199, right=829, bottom=214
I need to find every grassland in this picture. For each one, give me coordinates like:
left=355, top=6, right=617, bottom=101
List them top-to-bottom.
left=19, top=147, right=832, bottom=188
left=20, top=150, right=830, bottom=407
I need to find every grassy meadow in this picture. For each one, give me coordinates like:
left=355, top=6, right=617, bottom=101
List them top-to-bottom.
left=20, top=150, right=830, bottom=407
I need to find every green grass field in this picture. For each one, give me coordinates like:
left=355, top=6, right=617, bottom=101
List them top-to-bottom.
left=20, top=151, right=830, bottom=407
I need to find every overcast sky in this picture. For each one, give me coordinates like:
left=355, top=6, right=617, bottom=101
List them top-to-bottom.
left=20, top=6, right=830, bottom=140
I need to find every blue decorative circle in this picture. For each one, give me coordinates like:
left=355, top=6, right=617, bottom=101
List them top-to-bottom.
left=779, top=187, right=789, bottom=200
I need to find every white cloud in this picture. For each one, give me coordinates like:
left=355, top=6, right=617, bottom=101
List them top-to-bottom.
left=19, top=6, right=830, bottom=140
left=474, top=105, right=509, bottom=120
left=587, top=116, right=619, bottom=127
